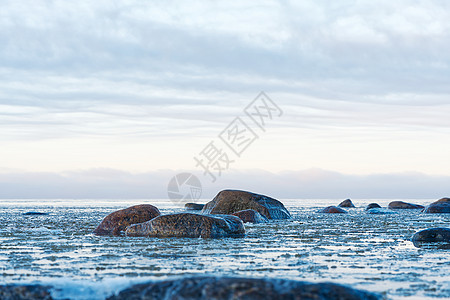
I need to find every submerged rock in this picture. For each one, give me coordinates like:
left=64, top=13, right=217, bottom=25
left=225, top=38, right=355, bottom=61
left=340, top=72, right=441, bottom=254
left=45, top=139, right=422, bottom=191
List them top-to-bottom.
left=202, top=190, right=291, bottom=220
left=423, top=198, right=450, bottom=214
left=338, top=199, right=355, bottom=208
left=388, top=201, right=424, bottom=210
left=184, top=203, right=205, bottom=210
left=365, top=203, right=381, bottom=210
left=93, top=204, right=161, bottom=236
left=318, top=206, right=347, bottom=213
left=366, top=208, right=397, bottom=215
left=231, top=209, right=268, bottom=223
left=23, top=212, right=49, bottom=216
left=126, top=213, right=245, bottom=238
left=412, top=228, right=450, bottom=249
left=107, top=276, right=383, bottom=300
left=0, top=284, right=53, bottom=300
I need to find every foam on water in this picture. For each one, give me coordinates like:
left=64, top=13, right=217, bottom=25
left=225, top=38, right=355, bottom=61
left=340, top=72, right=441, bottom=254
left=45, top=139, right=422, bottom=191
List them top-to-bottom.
left=1, top=198, right=449, bottom=299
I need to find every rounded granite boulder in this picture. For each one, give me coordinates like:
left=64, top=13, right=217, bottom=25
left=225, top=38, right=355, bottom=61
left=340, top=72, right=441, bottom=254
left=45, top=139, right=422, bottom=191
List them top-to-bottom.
left=201, top=190, right=291, bottom=220
left=423, top=198, right=450, bottom=214
left=338, top=199, right=355, bottom=208
left=388, top=201, right=424, bottom=210
left=365, top=203, right=382, bottom=210
left=93, top=204, right=161, bottom=236
left=318, top=206, right=347, bottom=213
left=231, top=209, right=269, bottom=223
left=125, top=213, right=245, bottom=238
left=412, top=228, right=450, bottom=249
left=106, top=276, right=383, bottom=300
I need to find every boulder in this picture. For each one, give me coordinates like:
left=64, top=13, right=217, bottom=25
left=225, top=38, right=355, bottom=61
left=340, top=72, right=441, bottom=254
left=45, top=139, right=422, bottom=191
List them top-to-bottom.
left=202, top=190, right=291, bottom=220
left=423, top=198, right=450, bottom=214
left=338, top=199, right=355, bottom=208
left=388, top=201, right=424, bottom=210
left=184, top=203, right=205, bottom=210
left=365, top=203, right=381, bottom=210
left=93, top=204, right=161, bottom=236
left=318, top=206, right=347, bottom=214
left=231, top=209, right=269, bottom=223
left=126, top=213, right=245, bottom=238
left=412, top=228, right=450, bottom=249
left=107, top=276, right=383, bottom=300
left=0, top=285, right=53, bottom=300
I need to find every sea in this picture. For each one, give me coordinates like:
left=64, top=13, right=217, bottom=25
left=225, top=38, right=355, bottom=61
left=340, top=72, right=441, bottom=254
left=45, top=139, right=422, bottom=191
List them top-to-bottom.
left=0, top=198, right=449, bottom=300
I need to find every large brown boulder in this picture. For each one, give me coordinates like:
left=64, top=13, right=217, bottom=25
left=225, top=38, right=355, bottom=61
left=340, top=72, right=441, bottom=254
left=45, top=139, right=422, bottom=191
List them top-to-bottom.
left=202, top=190, right=291, bottom=220
left=423, top=198, right=450, bottom=213
left=338, top=199, right=355, bottom=208
left=388, top=201, right=424, bottom=210
left=365, top=203, right=381, bottom=210
left=93, top=204, right=161, bottom=236
left=318, top=206, right=347, bottom=213
left=231, top=209, right=268, bottom=223
left=126, top=213, right=245, bottom=238
left=107, top=276, right=383, bottom=300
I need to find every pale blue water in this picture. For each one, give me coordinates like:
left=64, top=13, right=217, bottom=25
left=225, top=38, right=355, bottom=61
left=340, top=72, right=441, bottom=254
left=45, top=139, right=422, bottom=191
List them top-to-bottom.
left=0, top=199, right=449, bottom=299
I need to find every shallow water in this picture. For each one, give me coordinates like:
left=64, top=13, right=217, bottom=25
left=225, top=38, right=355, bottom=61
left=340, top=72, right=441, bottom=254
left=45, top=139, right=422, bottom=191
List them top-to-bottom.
left=0, top=199, right=449, bottom=299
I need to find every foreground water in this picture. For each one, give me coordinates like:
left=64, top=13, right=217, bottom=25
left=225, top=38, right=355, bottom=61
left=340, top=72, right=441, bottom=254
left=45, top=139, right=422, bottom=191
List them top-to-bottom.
left=0, top=199, right=449, bottom=299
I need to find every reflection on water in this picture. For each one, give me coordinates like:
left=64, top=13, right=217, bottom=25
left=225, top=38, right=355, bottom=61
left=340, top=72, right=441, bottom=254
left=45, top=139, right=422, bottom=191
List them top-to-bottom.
left=0, top=199, right=449, bottom=300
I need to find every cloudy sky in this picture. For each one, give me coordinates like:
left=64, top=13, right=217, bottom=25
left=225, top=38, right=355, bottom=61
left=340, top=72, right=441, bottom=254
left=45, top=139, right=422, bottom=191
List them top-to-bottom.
left=1, top=0, right=450, bottom=199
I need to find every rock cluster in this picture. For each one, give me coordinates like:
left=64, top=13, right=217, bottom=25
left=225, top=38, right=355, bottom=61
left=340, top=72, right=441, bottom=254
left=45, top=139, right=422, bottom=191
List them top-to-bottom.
left=106, top=276, right=384, bottom=300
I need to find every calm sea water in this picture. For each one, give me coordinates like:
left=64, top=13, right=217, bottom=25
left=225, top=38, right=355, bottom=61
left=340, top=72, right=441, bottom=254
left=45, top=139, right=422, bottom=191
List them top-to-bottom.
left=0, top=199, right=449, bottom=299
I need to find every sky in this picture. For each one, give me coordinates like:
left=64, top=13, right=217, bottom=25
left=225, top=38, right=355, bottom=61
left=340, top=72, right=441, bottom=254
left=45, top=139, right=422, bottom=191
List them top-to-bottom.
left=1, top=0, right=450, bottom=200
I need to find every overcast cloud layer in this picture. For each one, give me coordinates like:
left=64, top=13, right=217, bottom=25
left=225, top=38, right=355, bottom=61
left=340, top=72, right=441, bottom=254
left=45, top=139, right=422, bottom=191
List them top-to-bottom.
left=1, top=1, right=449, bottom=199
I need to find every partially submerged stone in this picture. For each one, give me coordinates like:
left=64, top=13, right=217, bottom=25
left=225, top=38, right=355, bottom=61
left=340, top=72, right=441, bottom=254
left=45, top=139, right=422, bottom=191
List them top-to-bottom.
left=202, top=190, right=291, bottom=220
left=423, top=198, right=450, bottom=214
left=338, top=199, right=355, bottom=208
left=388, top=201, right=424, bottom=210
left=184, top=203, right=205, bottom=210
left=365, top=203, right=381, bottom=210
left=93, top=204, right=161, bottom=236
left=318, top=206, right=347, bottom=213
left=231, top=209, right=268, bottom=223
left=23, top=212, right=49, bottom=216
left=126, top=213, right=245, bottom=238
left=412, top=228, right=450, bottom=249
left=107, top=276, right=384, bottom=300
left=0, top=285, right=53, bottom=300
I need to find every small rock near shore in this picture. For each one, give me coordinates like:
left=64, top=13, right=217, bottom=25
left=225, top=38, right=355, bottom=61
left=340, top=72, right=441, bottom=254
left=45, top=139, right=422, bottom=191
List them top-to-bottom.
left=184, top=203, right=205, bottom=210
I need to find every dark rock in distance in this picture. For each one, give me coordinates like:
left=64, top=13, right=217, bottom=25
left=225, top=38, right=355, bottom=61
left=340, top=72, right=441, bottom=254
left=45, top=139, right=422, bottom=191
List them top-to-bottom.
left=202, top=190, right=291, bottom=220
left=423, top=198, right=450, bottom=214
left=338, top=199, right=355, bottom=208
left=388, top=201, right=424, bottom=210
left=184, top=203, right=205, bottom=210
left=366, top=203, right=381, bottom=210
left=93, top=204, right=161, bottom=236
left=318, top=206, right=347, bottom=214
left=366, top=208, right=397, bottom=215
left=231, top=209, right=268, bottom=223
left=23, top=212, right=49, bottom=216
left=126, top=213, right=245, bottom=238
left=412, top=228, right=450, bottom=249
left=106, top=276, right=384, bottom=300
left=0, top=284, right=53, bottom=300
